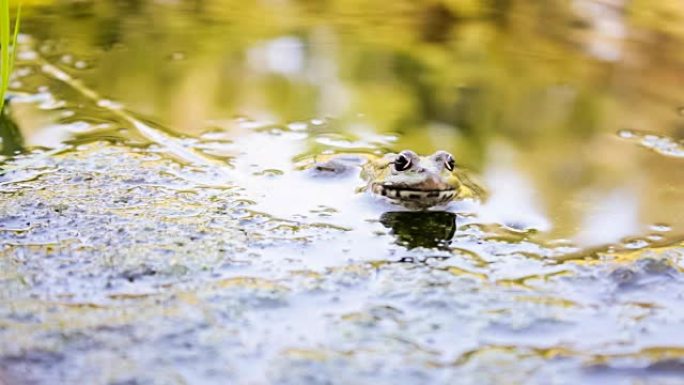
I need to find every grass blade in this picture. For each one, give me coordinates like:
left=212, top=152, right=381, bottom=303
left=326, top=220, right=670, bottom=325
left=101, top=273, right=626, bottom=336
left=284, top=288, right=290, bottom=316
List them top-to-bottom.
left=0, top=0, right=9, bottom=113
left=0, top=1, right=21, bottom=114
left=9, top=4, right=21, bottom=74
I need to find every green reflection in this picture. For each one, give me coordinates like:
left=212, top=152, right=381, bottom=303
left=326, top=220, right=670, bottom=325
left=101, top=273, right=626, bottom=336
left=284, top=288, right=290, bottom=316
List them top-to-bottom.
left=6, top=0, right=684, bottom=241
left=0, top=105, right=24, bottom=157
left=380, top=211, right=457, bottom=249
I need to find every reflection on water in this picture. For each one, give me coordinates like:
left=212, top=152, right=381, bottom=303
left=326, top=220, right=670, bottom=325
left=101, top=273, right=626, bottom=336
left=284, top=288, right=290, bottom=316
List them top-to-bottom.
left=6, top=0, right=682, bottom=243
left=1, top=1, right=684, bottom=384
left=0, top=110, right=24, bottom=158
left=478, top=143, right=551, bottom=233
left=575, top=187, right=640, bottom=246
left=380, top=211, right=457, bottom=250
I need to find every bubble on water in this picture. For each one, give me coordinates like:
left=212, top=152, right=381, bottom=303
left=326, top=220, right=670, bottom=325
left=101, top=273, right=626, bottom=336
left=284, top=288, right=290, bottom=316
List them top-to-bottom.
left=60, top=54, right=73, bottom=64
left=74, top=60, right=88, bottom=69
left=97, top=99, right=123, bottom=110
left=310, top=118, right=325, bottom=126
left=287, top=121, right=308, bottom=131
left=616, top=129, right=635, bottom=139
left=619, top=129, right=684, bottom=158
left=641, top=134, right=684, bottom=158
left=650, top=223, right=671, bottom=232
left=646, top=234, right=663, bottom=242
left=621, top=237, right=649, bottom=250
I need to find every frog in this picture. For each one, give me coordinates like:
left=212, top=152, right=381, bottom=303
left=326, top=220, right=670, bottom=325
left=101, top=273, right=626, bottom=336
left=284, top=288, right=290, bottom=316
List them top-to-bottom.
left=311, top=150, right=486, bottom=209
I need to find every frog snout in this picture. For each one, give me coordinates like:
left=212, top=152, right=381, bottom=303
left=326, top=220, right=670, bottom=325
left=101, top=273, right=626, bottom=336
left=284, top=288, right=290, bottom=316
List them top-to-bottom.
left=417, top=164, right=442, bottom=175
left=427, top=175, right=441, bottom=184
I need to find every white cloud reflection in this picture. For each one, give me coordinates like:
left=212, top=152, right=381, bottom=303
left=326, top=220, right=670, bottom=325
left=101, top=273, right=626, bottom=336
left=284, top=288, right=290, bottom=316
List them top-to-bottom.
left=478, top=143, right=551, bottom=232
left=575, top=188, right=640, bottom=246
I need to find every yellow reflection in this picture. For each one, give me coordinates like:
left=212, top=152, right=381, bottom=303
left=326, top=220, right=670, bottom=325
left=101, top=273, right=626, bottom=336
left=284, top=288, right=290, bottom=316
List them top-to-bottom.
left=6, top=0, right=684, bottom=246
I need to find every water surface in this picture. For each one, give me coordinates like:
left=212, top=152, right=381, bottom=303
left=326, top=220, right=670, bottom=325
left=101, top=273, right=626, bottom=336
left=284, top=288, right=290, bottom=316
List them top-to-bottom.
left=1, top=1, right=684, bottom=384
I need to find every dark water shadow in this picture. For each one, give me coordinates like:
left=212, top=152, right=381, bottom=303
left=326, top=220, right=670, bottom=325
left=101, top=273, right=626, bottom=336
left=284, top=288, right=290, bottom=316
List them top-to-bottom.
left=0, top=105, right=25, bottom=158
left=379, top=211, right=457, bottom=250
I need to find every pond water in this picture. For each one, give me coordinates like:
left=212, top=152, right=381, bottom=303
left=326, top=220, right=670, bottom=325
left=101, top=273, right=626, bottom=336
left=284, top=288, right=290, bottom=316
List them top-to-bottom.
left=1, top=1, right=684, bottom=384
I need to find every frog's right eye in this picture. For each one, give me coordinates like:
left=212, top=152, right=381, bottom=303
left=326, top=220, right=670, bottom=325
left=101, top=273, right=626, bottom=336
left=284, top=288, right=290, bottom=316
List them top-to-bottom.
left=394, top=154, right=412, bottom=171
left=445, top=154, right=455, bottom=171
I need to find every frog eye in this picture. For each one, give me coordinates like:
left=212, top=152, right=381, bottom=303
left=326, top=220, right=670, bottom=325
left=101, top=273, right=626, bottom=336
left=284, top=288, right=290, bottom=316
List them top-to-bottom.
left=394, top=153, right=412, bottom=171
left=445, top=155, right=455, bottom=171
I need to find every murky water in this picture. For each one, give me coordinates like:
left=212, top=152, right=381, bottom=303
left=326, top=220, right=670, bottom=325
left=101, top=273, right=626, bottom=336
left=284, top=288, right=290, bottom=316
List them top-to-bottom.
left=1, top=1, right=684, bottom=384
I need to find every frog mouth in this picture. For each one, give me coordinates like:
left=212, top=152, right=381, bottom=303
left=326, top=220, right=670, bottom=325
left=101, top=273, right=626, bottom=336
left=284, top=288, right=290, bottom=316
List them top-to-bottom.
left=371, top=183, right=457, bottom=205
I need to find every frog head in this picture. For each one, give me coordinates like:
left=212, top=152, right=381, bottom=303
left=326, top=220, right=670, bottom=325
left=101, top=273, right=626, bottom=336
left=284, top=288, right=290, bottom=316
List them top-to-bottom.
left=366, top=150, right=459, bottom=209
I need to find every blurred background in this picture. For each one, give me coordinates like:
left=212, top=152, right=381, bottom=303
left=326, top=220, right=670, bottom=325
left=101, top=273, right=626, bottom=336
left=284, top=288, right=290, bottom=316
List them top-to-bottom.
left=4, top=0, right=684, bottom=244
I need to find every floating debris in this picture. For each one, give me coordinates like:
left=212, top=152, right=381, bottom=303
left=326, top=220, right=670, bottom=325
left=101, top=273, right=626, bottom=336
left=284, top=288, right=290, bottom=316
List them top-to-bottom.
left=617, top=129, right=684, bottom=158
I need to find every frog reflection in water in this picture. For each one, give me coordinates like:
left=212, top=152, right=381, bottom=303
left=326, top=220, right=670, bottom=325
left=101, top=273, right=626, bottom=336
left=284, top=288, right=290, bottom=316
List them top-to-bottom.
left=314, top=149, right=485, bottom=209
left=380, top=211, right=457, bottom=250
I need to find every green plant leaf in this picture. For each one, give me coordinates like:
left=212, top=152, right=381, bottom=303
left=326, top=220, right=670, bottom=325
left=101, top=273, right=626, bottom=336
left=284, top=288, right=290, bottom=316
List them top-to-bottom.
left=0, top=1, right=21, bottom=114
left=9, top=4, right=21, bottom=74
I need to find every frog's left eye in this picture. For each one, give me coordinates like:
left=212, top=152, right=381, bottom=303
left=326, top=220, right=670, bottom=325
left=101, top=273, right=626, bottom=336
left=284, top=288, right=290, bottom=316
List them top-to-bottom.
left=394, top=154, right=412, bottom=171
left=444, top=155, right=455, bottom=171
